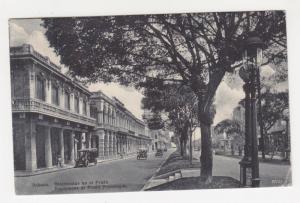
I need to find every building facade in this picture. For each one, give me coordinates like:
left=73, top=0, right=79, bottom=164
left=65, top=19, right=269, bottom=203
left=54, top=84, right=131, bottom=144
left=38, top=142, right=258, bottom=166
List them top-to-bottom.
left=10, top=44, right=151, bottom=172
left=89, top=92, right=152, bottom=159
left=148, top=129, right=171, bottom=151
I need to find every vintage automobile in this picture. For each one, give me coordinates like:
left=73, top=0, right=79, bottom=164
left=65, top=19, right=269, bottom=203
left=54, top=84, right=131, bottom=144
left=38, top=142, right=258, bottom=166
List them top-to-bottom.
left=75, top=148, right=98, bottom=167
left=137, top=148, right=148, bottom=160
left=155, top=149, right=163, bottom=157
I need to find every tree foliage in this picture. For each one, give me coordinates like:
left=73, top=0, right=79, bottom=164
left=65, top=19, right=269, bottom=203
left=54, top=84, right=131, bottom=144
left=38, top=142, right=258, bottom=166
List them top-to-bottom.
left=42, top=11, right=287, bottom=179
left=239, top=89, right=288, bottom=134
left=261, top=90, right=289, bottom=133
left=214, top=119, right=244, bottom=153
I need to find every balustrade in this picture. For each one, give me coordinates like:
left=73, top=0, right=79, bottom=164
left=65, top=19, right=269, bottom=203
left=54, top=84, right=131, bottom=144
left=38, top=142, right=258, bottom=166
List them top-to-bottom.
left=12, top=98, right=96, bottom=126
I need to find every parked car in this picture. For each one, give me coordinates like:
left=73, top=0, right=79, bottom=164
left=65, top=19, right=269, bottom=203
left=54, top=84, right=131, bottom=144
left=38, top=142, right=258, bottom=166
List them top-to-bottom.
left=75, top=148, right=98, bottom=167
left=137, top=148, right=148, bottom=160
left=155, top=149, right=163, bottom=157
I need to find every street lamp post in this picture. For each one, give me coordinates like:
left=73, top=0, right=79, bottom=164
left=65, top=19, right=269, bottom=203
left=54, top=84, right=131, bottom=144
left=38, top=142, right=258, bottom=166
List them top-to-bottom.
left=239, top=33, right=264, bottom=187
left=282, top=109, right=290, bottom=162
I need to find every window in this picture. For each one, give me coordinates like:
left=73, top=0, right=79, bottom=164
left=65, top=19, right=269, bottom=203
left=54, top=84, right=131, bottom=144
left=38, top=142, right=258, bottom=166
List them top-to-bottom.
left=36, top=76, right=45, bottom=101
left=51, top=85, right=59, bottom=105
left=64, top=91, right=70, bottom=110
left=74, top=96, right=79, bottom=113
left=82, top=100, right=87, bottom=115
left=90, top=106, right=97, bottom=119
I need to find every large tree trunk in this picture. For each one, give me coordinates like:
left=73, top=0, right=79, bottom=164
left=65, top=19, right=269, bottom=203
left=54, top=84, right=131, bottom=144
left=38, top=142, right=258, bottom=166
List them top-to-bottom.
left=197, top=92, right=214, bottom=183
left=200, top=121, right=213, bottom=181
left=189, top=128, right=193, bottom=165
left=180, top=138, right=184, bottom=156
left=183, top=139, right=187, bottom=157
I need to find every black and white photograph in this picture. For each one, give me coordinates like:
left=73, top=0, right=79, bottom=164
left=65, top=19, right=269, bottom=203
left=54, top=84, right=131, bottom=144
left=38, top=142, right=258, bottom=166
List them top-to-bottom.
left=1, top=0, right=300, bottom=202
left=8, top=10, right=291, bottom=195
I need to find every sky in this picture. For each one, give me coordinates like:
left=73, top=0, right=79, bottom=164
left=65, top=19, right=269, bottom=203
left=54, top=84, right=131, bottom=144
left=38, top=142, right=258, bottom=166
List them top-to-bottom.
left=8, top=18, right=283, bottom=126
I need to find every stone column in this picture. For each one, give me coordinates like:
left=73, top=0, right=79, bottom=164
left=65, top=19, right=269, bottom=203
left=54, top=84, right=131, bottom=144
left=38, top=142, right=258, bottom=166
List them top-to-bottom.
left=29, top=67, right=36, bottom=99
left=46, top=79, right=52, bottom=104
left=60, top=87, right=65, bottom=109
left=70, top=93, right=75, bottom=112
left=79, top=97, right=83, bottom=115
left=99, top=99, right=104, bottom=124
left=86, top=101, right=90, bottom=117
left=103, top=103, right=106, bottom=124
left=105, top=104, right=109, bottom=124
left=109, top=106, right=112, bottom=125
left=25, top=117, right=37, bottom=171
left=45, top=126, right=53, bottom=168
left=59, top=128, right=65, bottom=165
left=97, top=130, right=105, bottom=159
left=70, top=131, right=75, bottom=164
left=104, top=131, right=108, bottom=157
left=80, top=132, right=85, bottom=149
left=85, top=132, right=91, bottom=149
left=109, top=132, right=113, bottom=156
left=113, top=133, right=117, bottom=155
left=116, top=136, right=119, bottom=154
left=119, top=136, right=122, bottom=154
left=125, top=137, right=128, bottom=153
left=128, top=138, right=130, bottom=153
left=127, top=139, right=130, bottom=153
left=74, top=140, right=78, bottom=160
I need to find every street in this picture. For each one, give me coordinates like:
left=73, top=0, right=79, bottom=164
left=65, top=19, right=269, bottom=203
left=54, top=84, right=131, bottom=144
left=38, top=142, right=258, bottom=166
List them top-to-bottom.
left=15, top=149, right=174, bottom=195
left=191, top=150, right=291, bottom=187
left=212, top=155, right=292, bottom=187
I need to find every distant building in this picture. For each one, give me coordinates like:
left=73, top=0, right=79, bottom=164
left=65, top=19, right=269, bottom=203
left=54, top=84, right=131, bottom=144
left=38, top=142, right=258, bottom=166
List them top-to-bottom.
left=232, top=105, right=245, bottom=127
left=143, top=110, right=171, bottom=150
left=148, top=129, right=171, bottom=150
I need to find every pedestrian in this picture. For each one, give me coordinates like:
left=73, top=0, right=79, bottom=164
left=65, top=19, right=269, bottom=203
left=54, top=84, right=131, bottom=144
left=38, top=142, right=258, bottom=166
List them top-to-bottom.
left=58, top=155, right=63, bottom=167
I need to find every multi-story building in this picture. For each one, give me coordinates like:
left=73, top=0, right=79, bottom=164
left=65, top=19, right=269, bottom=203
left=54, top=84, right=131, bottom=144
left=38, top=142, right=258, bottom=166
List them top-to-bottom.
left=10, top=44, right=151, bottom=173
left=89, top=92, right=152, bottom=159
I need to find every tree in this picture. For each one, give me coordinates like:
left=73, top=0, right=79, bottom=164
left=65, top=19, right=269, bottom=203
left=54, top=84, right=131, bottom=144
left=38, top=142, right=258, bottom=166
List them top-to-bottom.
left=43, top=11, right=286, bottom=181
left=142, top=82, right=199, bottom=160
left=239, top=89, right=289, bottom=155
left=260, top=90, right=289, bottom=135
left=143, top=112, right=165, bottom=130
left=214, top=119, right=244, bottom=155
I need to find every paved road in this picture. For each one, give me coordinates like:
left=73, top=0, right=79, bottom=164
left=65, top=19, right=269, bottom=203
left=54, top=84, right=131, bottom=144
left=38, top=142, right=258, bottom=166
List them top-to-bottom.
left=15, top=149, right=174, bottom=195
left=193, top=151, right=291, bottom=187
left=212, top=155, right=291, bottom=187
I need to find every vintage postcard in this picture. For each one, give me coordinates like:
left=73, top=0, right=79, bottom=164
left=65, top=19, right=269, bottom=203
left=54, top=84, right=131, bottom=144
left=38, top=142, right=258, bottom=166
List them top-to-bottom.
left=9, top=10, right=291, bottom=195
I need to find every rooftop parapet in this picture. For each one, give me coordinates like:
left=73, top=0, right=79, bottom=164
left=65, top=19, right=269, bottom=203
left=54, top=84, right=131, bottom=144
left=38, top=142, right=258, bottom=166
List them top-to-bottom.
left=10, top=44, right=61, bottom=71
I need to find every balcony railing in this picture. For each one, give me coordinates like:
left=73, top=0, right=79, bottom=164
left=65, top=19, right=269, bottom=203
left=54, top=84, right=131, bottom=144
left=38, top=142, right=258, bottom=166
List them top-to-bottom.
left=12, top=98, right=96, bottom=127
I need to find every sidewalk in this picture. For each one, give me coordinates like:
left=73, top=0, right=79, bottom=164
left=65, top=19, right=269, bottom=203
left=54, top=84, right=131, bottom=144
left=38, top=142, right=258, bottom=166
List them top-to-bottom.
left=142, top=149, right=291, bottom=190
left=142, top=150, right=202, bottom=190
left=143, top=150, right=241, bottom=191
left=15, top=153, right=140, bottom=177
left=14, top=164, right=74, bottom=177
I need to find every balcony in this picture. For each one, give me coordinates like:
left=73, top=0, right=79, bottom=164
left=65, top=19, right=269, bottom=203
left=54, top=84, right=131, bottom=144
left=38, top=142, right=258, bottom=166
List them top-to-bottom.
left=12, top=98, right=96, bottom=127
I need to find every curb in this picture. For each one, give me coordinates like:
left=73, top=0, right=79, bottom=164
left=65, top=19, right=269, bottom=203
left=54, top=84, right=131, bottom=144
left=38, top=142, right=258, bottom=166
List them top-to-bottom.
left=141, top=150, right=175, bottom=191
left=15, top=152, right=146, bottom=177
left=14, top=165, right=74, bottom=177
left=142, top=168, right=201, bottom=191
